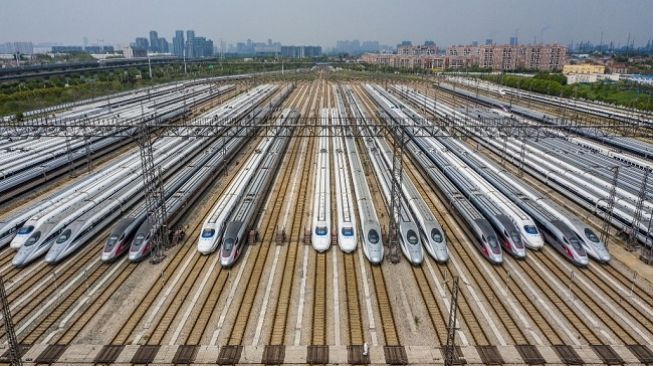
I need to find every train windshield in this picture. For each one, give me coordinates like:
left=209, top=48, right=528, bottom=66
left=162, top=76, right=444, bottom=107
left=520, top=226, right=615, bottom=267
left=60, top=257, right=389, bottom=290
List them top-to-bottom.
left=17, top=225, right=34, bottom=235
left=523, top=225, right=538, bottom=235
left=315, top=226, right=328, bottom=236
left=342, top=227, right=354, bottom=236
left=431, top=228, right=443, bottom=243
left=56, top=229, right=71, bottom=244
left=202, top=229, right=215, bottom=238
left=584, top=229, right=600, bottom=243
left=367, top=230, right=379, bottom=244
left=407, top=230, right=419, bottom=245
left=25, top=231, right=41, bottom=247
left=510, top=231, right=523, bottom=248
left=105, top=235, right=118, bottom=251
left=133, top=235, right=144, bottom=248
left=484, top=235, right=499, bottom=250
left=569, top=237, right=583, bottom=251
left=224, top=238, right=235, bottom=251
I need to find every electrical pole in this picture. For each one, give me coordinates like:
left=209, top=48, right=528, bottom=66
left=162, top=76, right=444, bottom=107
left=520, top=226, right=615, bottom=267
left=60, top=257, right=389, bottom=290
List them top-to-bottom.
left=147, top=54, right=153, bottom=79
left=388, top=125, right=405, bottom=264
left=600, top=166, right=620, bottom=247
left=627, top=169, right=650, bottom=250
left=0, top=276, right=22, bottom=366
left=444, top=276, right=460, bottom=366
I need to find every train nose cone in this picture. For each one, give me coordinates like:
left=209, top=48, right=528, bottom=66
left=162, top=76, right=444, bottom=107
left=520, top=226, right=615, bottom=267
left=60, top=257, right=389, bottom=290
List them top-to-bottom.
left=197, top=240, right=215, bottom=255
left=436, top=248, right=449, bottom=263
left=44, top=249, right=59, bottom=263
left=101, top=251, right=114, bottom=262
left=128, top=251, right=141, bottom=262
left=411, top=251, right=424, bottom=265
left=491, top=252, right=503, bottom=265
left=11, top=255, right=24, bottom=267
left=220, top=255, right=232, bottom=267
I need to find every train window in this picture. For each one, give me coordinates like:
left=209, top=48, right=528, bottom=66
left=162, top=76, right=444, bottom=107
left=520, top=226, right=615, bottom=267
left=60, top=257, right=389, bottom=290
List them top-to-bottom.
left=18, top=225, right=34, bottom=235
left=523, top=225, right=538, bottom=235
left=315, top=226, right=328, bottom=236
left=342, top=227, right=354, bottom=236
left=431, top=228, right=443, bottom=242
left=56, top=229, right=71, bottom=244
left=202, top=229, right=215, bottom=238
left=584, top=229, right=600, bottom=243
left=368, top=230, right=379, bottom=244
left=407, top=230, right=419, bottom=245
left=25, top=231, right=41, bottom=247
left=510, top=232, right=523, bottom=247
left=106, top=235, right=118, bottom=250
left=133, top=235, right=144, bottom=248
left=487, top=235, right=499, bottom=249
left=569, top=237, right=582, bottom=251
left=224, top=238, right=235, bottom=251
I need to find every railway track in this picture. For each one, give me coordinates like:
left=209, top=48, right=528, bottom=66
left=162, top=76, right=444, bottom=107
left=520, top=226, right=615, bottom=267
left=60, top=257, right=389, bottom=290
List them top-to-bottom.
left=310, top=79, right=331, bottom=346
left=268, top=82, right=318, bottom=346
left=169, top=83, right=312, bottom=347
left=222, top=83, right=311, bottom=347
left=348, top=84, right=400, bottom=347
left=351, top=84, right=447, bottom=345
left=124, top=85, right=293, bottom=346
left=108, top=117, right=270, bottom=345
left=0, top=241, right=101, bottom=341
left=535, top=249, right=649, bottom=344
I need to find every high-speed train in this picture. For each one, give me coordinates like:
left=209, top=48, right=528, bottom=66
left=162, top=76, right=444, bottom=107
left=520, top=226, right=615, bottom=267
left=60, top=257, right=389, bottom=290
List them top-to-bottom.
left=127, top=84, right=286, bottom=263
left=392, top=84, right=601, bottom=265
left=363, top=85, right=449, bottom=262
left=342, top=87, right=384, bottom=263
left=386, top=87, right=543, bottom=252
left=363, top=88, right=501, bottom=264
left=312, top=108, right=332, bottom=252
left=332, top=108, right=357, bottom=252
left=199, top=109, right=294, bottom=255
left=221, top=126, right=291, bottom=266
left=33, top=133, right=197, bottom=265
left=373, top=134, right=449, bottom=262
left=446, top=135, right=590, bottom=266
left=198, top=136, right=276, bottom=255
left=365, top=136, right=423, bottom=265
left=8, top=137, right=181, bottom=251
left=445, top=138, right=544, bottom=251
left=419, top=139, right=527, bottom=259
left=408, top=142, right=503, bottom=264
left=12, top=164, right=142, bottom=266
left=45, top=177, right=143, bottom=263
left=102, top=215, right=145, bottom=262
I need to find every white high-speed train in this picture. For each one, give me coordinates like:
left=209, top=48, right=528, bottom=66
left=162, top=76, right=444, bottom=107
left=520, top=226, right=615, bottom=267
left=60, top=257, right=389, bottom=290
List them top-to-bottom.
left=312, top=108, right=332, bottom=252
left=332, top=108, right=357, bottom=252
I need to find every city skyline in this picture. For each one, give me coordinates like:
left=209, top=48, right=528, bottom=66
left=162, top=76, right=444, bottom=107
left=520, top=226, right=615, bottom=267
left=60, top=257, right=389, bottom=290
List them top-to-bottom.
left=1, top=0, right=652, bottom=49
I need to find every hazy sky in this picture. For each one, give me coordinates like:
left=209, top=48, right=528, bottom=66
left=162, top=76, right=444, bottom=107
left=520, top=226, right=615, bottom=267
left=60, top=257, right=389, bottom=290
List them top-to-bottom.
left=1, top=0, right=652, bottom=48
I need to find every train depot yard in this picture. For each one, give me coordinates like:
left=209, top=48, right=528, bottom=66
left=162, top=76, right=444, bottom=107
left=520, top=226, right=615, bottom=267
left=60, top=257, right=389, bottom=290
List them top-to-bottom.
left=0, top=68, right=653, bottom=366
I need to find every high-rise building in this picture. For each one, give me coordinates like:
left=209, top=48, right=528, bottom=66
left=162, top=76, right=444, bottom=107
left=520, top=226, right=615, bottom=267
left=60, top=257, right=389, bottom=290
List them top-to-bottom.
left=149, top=30, right=159, bottom=52
left=173, top=30, right=184, bottom=58
left=186, top=30, right=195, bottom=58
left=134, top=37, right=149, bottom=51
left=158, top=37, right=169, bottom=53
left=510, top=37, right=519, bottom=46
left=485, top=38, right=493, bottom=45
left=0, top=42, right=34, bottom=54
left=281, top=45, right=322, bottom=58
